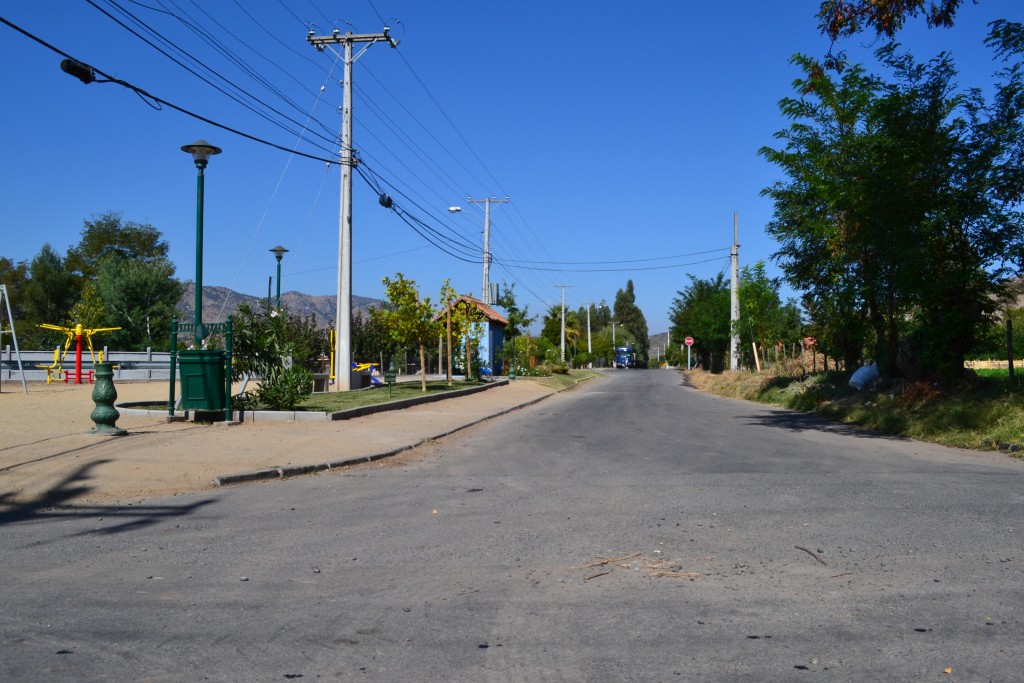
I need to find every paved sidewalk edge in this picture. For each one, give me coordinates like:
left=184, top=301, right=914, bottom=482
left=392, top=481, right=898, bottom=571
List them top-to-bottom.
left=213, top=389, right=554, bottom=487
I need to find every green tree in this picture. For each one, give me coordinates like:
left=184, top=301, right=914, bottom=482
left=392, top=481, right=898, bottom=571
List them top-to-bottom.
left=818, top=0, right=966, bottom=41
left=760, top=31, right=1024, bottom=378
left=65, top=211, right=171, bottom=280
left=23, top=244, right=79, bottom=348
left=0, top=257, right=30, bottom=329
left=94, top=257, right=183, bottom=350
left=737, top=262, right=803, bottom=363
left=372, top=273, right=439, bottom=392
left=669, top=273, right=731, bottom=372
left=613, top=280, right=650, bottom=365
left=494, top=282, right=536, bottom=341
left=231, top=303, right=327, bottom=410
left=540, top=303, right=564, bottom=350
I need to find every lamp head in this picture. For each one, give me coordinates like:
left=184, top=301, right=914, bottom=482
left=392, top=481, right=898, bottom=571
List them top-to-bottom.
left=181, top=140, right=222, bottom=169
left=269, top=245, right=289, bottom=262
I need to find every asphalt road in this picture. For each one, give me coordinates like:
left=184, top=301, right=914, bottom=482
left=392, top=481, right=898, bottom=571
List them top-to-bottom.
left=2, top=370, right=1022, bottom=682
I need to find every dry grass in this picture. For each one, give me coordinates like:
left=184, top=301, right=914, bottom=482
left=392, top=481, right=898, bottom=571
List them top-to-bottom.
left=683, top=367, right=1024, bottom=455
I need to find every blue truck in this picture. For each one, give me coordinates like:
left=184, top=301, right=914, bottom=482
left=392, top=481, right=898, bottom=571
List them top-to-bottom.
left=614, top=345, right=635, bottom=368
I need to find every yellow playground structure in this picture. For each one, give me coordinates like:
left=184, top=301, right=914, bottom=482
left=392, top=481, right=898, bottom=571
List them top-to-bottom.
left=37, top=323, right=121, bottom=384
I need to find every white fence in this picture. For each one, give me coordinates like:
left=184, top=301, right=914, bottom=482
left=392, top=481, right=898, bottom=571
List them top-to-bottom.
left=1, top=345, right=173, bottom=382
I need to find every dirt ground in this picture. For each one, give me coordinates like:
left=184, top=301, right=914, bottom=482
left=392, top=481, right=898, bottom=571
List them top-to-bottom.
left=0, top=378, right=554, bottom=511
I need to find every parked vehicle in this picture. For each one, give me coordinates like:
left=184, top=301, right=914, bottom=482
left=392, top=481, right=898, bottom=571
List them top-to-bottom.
left=614, top=345, right=636, bottom=368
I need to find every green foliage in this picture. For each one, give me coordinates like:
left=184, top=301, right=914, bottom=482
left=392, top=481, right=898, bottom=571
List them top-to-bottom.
left=817, top=0, right=966, bottom=42
left=760, top=32, right=1024, bottom=379
left=65, top=211, right=170, bottom=280
left=23, top=245, right=79, bottom=348
left=95, top=257, right=183, bottom=350
left=372, top=273, right=439, bottom=391
left=669, top=273, right=731, bottom=372
left=614, top=280, right=649, bottom=365
left=495, top=282, right=536, bottom=339
left=231, top=302, right=327, bottom=410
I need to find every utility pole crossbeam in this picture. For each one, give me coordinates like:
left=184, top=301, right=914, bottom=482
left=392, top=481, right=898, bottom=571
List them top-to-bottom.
left=308, top=27, right=398, bottom=391
left=467, top=197, right=509, bottom=305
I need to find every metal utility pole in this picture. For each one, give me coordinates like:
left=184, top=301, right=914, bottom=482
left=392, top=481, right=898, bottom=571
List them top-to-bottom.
left=308, top=26, right=398, bottom=391
left=467, top=197, right=509, bottom=304
left=730, top=211, right=741, bottom=371
left=554, top=284, right=573, bottom=361
left=584, top=304, right=593, bottom=354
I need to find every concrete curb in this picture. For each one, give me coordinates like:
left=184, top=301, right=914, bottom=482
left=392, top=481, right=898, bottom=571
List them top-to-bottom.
left=117, top=379, right=508, bottom=423
left=213, top=385, right=556, bottom=488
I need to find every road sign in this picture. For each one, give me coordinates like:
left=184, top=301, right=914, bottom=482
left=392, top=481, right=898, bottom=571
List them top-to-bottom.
left=685, top=336, right=694, bottom=346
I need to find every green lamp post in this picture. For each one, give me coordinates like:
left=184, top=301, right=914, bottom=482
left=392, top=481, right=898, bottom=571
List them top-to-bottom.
left=181, top=140, right=222, bottom=344
left=269, top=245, right=288, bottom=308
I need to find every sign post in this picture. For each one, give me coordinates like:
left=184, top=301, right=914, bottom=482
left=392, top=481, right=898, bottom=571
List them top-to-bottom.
left=685, top=336, right=694, bottom=370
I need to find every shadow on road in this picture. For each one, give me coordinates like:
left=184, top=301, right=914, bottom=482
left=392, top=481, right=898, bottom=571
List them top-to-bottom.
left=739, top=407, right=906, bottom=443
left=0, top=459, right=217, bottom=532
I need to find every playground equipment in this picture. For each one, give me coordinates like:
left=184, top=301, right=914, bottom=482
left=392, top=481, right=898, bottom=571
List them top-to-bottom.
left=0, top=284, right=28, bottom=394
left=37, top=323, right=121, bottom=384
left=327, top=328, right=382, bottom=387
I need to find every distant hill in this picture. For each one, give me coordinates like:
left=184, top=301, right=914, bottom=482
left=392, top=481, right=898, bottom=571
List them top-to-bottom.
left=178, top=284, right=381, bottom=329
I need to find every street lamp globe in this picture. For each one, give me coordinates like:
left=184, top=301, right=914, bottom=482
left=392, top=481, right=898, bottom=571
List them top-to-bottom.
left=181, top=140, right=222, bottom=170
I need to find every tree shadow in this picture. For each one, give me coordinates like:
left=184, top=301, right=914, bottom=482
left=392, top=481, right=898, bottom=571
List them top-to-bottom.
left=738, top=407, right=908, bottom=443
left=0, top=459, right=217, bottom=532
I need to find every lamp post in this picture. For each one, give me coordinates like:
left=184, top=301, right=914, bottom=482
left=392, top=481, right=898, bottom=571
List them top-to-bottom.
left=181, top=140, right=221, bottom=344
left=269, top=245, right=288, bottom=308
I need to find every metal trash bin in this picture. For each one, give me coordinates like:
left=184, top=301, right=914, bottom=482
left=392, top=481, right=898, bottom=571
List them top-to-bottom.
left=178, top=349, right=226, bottom=410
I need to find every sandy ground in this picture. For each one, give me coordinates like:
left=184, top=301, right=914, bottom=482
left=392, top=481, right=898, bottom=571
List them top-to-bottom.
left=0, top=378, right=555, bottom=511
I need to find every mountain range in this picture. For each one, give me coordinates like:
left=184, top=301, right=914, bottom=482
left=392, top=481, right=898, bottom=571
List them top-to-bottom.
left=177, top=284, right=381, bottom=329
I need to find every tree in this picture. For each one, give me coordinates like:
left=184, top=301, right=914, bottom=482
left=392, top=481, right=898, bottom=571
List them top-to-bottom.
left=818, top=0, right=968, bottom=41
left=761, top=31, right=1024, bottom=378
left=65, top=211, right=171, bottom=280
left=22, top=244, right=79, bottom=348
left=0, top=257, right=29, bottom=328
left=94, top=257, right=184, bottom=350
left=737, top=262, right=803, bottom=364
left=372, top=273, right=439, bottom=392
left=669, top=273, right=731, bottom=372
left=613, top=280, right=650, bottom=365
left=494, top=282, right=536, bottom=341
left=231, top=303, right=327, bottom=410
left=540, top=304, right=564, bottom=350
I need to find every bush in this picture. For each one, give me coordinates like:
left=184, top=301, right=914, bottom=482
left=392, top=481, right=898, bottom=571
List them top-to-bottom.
left=231, top=303, right=327, bottom=410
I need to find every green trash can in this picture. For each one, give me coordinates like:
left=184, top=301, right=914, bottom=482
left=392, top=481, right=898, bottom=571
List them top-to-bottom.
left=178, top=349, right=226, bottom=411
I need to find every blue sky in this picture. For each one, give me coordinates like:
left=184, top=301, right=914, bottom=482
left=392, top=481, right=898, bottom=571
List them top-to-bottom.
left=1, top=1, right=1019, bottom=335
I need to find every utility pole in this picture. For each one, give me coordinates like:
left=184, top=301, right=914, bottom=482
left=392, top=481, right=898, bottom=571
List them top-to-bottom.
left=308, top=26, right=398, bottom=391
left=467, top=196, right=509, bottom=304
left=730, top=211, right=741, bottom=371
left=554, top=284, right=573, bottom=361
left=584, top=304, right=593, bottom=354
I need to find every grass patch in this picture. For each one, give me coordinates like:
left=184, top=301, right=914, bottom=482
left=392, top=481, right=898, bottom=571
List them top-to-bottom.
left=685, top=368, right=1024, bottom=455
left=527, top=369, right=601, bottom=391
left=296, top=379, right=482, bottom=412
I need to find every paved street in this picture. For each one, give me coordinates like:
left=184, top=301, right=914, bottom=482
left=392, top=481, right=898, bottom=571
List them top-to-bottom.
left=1, top=369, right=1022, bottom=681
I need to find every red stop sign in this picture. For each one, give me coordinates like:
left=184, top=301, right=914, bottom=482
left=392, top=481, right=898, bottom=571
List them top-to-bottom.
left=685, top=336, right=694, bottom=346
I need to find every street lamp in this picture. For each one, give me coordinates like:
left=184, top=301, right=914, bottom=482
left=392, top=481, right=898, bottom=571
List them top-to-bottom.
left=181, top=139, right=221, bottom=343
left=269, top=245, right=288, bottom=308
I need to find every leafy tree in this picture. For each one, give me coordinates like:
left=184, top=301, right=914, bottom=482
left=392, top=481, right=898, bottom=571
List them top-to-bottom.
left=818, top=0, right=967, bottom=41
left=761, top=31, right=1024, bottom=378
left=65, top=211, right=171, bottom=280
left=23, top=244, right=79, bottom=348
left=0, top=257, right=29, bottom=329
left=95, top=257, right=184, bottom=350
left=737, top=262, right=804, bottom=362
left=372, top=273, right=439, bottom=392
left=669, top=273, right=731, bottom=372
left=613, top=280, right=650, bottom=365
left=69, top=282, right=107, bottom=331
left=494, top=282, right=536, bottom=340
left=231, top=302, right=327, bottom=410
left=540, top=303, right=564, bottom=350
left=351, top=309, right=394, bottom=369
